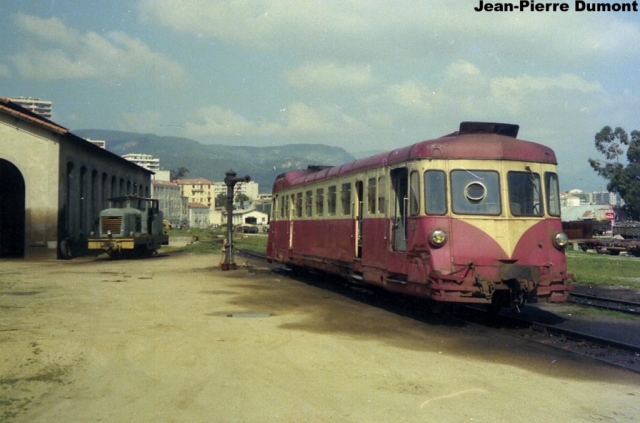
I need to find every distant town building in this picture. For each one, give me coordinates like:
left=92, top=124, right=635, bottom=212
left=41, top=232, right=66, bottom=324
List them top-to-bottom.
left=8, top=96, right=52, bottom=119
left=85, top=139, right=106, bottom=149
left=122, top=153, right=160, bottom=172
left=154, top=170, right=171, bottom=182
left=175, top=178, right=214, bottom=208
left=152, top=180, right=185, bottom=228
left=213, top=180, right=259, bottom=201
left=564, top=189, right=623, bottom=207
left=587, top=191, right=622, bottom=207
left=561, top=192, right=581, bottom=207
left=188, top=203, right=210, bottom=228
left=222, top=206, right=269, bottom=227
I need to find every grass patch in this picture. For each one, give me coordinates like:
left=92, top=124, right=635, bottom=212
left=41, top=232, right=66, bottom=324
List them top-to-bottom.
left=164, top=228, right=267, bottom=255
left=566, top=249, right=640, bottom=287
left=556, top=303, right=638, bottom=320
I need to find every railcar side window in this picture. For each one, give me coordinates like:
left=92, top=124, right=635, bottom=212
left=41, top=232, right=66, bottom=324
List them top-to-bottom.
left=424, top=170, right=447, bottom=215
left=451, top=170, right=501, bottom=215
left=409, top=171, right=420, bottom=216
left=508, top=171, right=543, bottom=216
left=545, top=172, right=561, bottom=216
left=378, top=176, right=387, bottom=214
left=367, top=178, right=377, bottom=214
left=341, top=183, right=351, bottom=215
left=328, top=186, right=337, bottom=215
left=316, top=188, right=324, bottom=216
left=305, top=190, right=313, bottom=217
left=295, top=192, right=303, bottom=218
left=279, top=195, right=287, bottom=219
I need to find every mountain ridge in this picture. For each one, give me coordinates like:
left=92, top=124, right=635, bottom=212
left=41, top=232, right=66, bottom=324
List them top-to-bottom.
left=73, top=129, right=357, bottom=192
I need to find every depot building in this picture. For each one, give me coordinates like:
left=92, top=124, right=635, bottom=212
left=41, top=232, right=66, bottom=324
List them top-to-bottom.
left=0, top=97, right=153, bottom=259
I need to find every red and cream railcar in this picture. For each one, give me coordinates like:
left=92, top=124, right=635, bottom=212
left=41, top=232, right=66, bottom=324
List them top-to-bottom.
left=266, top=122, right=572, bottom=309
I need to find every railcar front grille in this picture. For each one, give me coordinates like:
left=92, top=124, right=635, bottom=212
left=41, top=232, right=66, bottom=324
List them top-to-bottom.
left=101, top=216, right=122, bottom=235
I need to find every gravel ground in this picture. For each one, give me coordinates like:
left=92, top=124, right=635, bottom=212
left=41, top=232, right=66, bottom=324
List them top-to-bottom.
left=1, top=252, right=640, bottom=422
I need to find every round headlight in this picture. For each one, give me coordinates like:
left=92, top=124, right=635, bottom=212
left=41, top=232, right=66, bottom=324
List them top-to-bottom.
left=429, top=229, right=448, bottom=247
left=553, top=232, right=569, bottom=249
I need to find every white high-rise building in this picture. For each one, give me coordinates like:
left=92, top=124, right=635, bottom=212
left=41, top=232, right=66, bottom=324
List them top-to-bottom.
left=8, top=96, right=52, bottom=119
left=121, top=153, right=160, bottom=172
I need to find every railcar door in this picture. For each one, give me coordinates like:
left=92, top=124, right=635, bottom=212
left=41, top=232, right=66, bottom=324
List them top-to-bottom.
left=390, top=168, right=408, bottom=252
left=355, top=181, right=363, bottom=258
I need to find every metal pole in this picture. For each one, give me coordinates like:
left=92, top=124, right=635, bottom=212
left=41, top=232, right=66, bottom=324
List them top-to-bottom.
left=221, top=169, right=250, bottom=271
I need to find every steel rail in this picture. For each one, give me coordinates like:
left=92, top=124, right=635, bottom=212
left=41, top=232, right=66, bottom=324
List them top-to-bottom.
left=567, top=293, right=640, bottom=316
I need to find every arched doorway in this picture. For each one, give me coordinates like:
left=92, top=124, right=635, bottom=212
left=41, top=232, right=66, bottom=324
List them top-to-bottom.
left=0, top=159, right=25, bottom=257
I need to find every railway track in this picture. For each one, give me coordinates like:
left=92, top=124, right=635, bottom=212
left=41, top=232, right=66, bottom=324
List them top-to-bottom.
left=237, top=249, right=640, bottom=373
left=567, top=292, right=640, bottom=316
left=496, top=311, right=640, bottom=374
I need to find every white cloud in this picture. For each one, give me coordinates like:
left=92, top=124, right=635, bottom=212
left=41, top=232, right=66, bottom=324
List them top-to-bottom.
left=138, top=0, right=640, bottom=66
left=9, top=13, right=184, bottom=83
left=284, top=62, right=377, bottom=90
left=184, top=102, right=367, bottom=139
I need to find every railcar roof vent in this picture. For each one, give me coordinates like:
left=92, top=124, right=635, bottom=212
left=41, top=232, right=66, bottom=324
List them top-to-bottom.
left=459, top=121, right=519, bottom=138
left=307, top=165, right=333, bottom=172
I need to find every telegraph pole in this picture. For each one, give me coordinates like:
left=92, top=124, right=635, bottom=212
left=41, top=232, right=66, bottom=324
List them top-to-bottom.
left=221, top=169, right=250, bottom=270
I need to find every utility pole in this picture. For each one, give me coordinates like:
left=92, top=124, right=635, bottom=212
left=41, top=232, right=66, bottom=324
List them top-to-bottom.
left=221, top=169, right=250, bottom=270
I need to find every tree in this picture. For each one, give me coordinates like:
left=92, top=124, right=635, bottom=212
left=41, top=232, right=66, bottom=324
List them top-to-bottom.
left=589, top=126, right=640, bottom=219
left=170, top=167, right=189, bottom=180
left=215, top=193, right=226, bottom=208
left=235, top=193, right=250, bottom=208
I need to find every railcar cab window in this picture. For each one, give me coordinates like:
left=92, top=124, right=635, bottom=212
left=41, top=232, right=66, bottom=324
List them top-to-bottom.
left=424, top=170, right=447, bottom=215
left=451, top=170, right=501, bottom=215
left=409, top=171, right=420, bottom=216
left=508, top=171, right=543, bottom=217
left=545, top=172, right=561, bottom=216
left=341, top=183, right=351, bottom=215
left=328, top=186, right=337, bottom=215
left=316, top=188, right=324, bottom=216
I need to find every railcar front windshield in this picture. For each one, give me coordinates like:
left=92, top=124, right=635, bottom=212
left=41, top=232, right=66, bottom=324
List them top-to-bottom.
left=451, top=170, right=501, bottom=215
left=508, top=171, right=543, bottom=216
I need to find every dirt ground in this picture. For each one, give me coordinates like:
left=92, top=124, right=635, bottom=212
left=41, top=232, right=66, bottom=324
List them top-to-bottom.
left=2, top=252, right=640, bottom=422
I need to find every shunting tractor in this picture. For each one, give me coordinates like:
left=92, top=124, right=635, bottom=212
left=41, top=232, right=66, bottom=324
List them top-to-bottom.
left=88, top=195, right=168, bottom=258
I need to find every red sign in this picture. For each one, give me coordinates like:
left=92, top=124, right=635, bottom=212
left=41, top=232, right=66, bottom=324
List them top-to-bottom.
left=605, top=211, right=615, bottom=221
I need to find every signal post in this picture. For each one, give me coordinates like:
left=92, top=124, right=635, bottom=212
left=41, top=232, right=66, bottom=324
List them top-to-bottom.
left=221, top=169, right=250, bottom=270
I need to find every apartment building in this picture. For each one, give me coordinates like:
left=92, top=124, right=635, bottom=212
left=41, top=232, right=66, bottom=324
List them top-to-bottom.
left=8, top=97, right=52, bottom=119
left=122, top=153, right=160, bottom=172
left=175, top=178, right=214, bottom=208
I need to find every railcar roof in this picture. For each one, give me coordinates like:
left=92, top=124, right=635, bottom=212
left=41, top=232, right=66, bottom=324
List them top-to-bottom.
left=273, top=122, right=557, bottom=192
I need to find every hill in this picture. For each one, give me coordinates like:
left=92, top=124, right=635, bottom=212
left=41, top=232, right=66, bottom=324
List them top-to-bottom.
left=73, top=129, right=356, bottom=192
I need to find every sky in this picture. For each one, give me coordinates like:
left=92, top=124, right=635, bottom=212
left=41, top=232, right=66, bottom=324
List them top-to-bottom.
left=1, top=1, right=639, bottom=192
